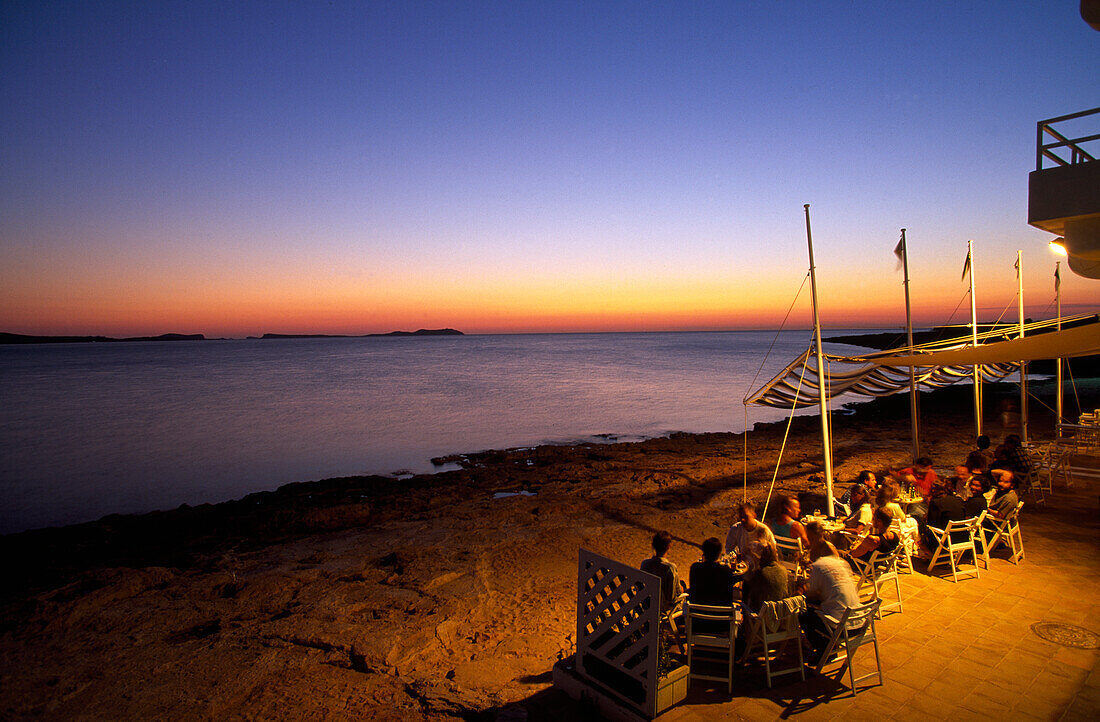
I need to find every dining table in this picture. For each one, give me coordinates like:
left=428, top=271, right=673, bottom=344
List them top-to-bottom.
left=896, top=491, right=924, bottom=511
left=802, top=514, right=864, bottom=551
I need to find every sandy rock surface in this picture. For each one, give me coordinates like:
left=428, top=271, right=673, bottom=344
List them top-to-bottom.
left=0, top=384, right=1082, bottom=719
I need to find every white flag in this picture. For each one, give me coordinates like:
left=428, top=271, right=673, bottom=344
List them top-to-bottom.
left=893, top=234, right=905, bottom=271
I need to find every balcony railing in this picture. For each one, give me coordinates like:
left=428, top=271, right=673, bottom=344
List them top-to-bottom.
left=1036, top=107, right=1100, bottom=170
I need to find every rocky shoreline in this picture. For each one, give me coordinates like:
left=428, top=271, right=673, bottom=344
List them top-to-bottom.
left=1, top=381, right=1094, bottom=719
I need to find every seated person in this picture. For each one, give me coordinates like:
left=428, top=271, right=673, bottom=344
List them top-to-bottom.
left=998, top=433, right=1029, bottom=479
left=964, top=435, right=994, bottom=474
left=894, top=457, right=938, bottom=517
left=896, top=457, right=938, bottom=494
left=949, top=464, right=974, bottom=499
left=838, top=470, right=877, bottom=511
left=986, top=471, right=1020, bottom=524
left=919, top=473, right=990, bottom=552
left=964, top=474, right=989, bottom=518
left=874, top=479, right=907, bottom=524
left=919, top=480, right=965, bottom=551
left=842, top=484, right=873, bottom=534
left=768, top=494, right=810, bottom=549
left=724, top=502, right=776, bottom=574
left=844, top=507, right=901, bottom=569
left=804, top=519, right=836, bottom=562
left=640, top=530, right=686, bottom=614
left=688, top=537, right=736, bottom=606
left=797, top=541, right=860, bottom=664
left=742, top=543, right=789, bottom=613
left=736, top=544, right=791, bottom=660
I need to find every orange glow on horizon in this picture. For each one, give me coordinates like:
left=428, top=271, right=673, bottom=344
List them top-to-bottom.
left=3, top=247, right=1097, bottom=338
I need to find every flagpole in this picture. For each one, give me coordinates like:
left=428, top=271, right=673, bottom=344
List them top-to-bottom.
left=805, top=204, right=834, bottom=516
left=900, top=229, right=920, bottom=460
left=968, top=240, right=982, bottom=437
left=1017, top=250, right=1028, bottom=443
left=1055, top=262, right=1063, bottom=428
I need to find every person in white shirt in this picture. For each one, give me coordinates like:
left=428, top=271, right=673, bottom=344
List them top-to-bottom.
left=842, top=484, right=873, bottom=534
left=724, top=502, right=776, bottom=575
left=797, top=542, right=859, bottom=664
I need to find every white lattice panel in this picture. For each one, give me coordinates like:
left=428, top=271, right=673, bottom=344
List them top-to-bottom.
left=575, top=548, right=660, bottom=718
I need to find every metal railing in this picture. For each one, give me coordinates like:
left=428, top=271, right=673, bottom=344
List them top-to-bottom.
left=1036, top=106, right=1100, bottom=170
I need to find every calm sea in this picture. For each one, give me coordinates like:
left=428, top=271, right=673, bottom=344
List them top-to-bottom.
left=0, top=331, right=879, bottom=534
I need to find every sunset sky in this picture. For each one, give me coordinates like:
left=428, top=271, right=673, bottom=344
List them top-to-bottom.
left=2, top=2, right=1098, bottom=337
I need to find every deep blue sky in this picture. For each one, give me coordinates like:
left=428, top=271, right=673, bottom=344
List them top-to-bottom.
left=2, top=1, right=1098, bottom=335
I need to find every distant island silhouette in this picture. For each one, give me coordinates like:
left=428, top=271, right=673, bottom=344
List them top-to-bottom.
left=0, top=329, right=464, bottom=344
left=255, top=329, right=464, bottom=339
left=0, top=332, right=206, bottom=345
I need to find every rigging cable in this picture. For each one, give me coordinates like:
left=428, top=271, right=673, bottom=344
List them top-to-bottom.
left=742, top=271, right=811, bottom=500
left=761, top=351, right=811, bottom=519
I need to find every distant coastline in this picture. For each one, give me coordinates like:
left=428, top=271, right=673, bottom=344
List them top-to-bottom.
left=253, top=328, right=463, bottom=340
left=0, top=329, right=464, bottom=345
left=0, top=332, right=206, bottom=345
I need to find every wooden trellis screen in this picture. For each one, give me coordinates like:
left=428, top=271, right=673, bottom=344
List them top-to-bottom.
left=575, top=549, right=660, bottom=718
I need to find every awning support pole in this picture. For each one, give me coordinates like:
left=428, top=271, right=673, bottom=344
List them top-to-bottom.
left=805, top=204, right=834, bottom=516
left=901, top=229, right=920, bottom=459
left=969, top=240, right=982, bottom=437
left=1017, top=250, right=1028, bottom=443
left=1056, top=262, right=1063, bottom=427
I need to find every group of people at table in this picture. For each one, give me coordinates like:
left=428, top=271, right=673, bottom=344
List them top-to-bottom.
left=640, top=434, right=1026, bottom=667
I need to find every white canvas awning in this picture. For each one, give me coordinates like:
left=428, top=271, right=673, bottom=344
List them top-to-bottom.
left=745, top=315, right=1099, bottom=410
left=863, top=323, right=1100, bottom=367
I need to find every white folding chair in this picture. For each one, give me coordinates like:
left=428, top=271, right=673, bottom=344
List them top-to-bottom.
left=1024, top=444, right=1057, bottom=495
left=1015, top=459, right=1046, bottom=506
left=980, top=501, right=1025, bottom=564
left=926, top=512, right=985, bottom=582
left=888, top=518, right=917, bottom=575
left=773, top=535, right=805, bottom=582
left=850, top=546, right=903, bottom=616
left=740, top=597, right=806, bottom=688
left=815, top=600, right=883, bottom=694
left=684, top=602, right=739, bottom=694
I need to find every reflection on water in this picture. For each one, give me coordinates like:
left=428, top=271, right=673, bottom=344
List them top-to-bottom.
left=0, top=330, right=872, bottom=533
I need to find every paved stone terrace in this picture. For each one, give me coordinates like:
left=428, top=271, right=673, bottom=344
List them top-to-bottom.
left=542, top=480, right=1100, bottom=721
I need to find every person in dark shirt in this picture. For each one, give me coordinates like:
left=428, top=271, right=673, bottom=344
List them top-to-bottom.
left=994, top=434, right=1032, bottom=490
left=965, top=435, right=994, bottom=474
left=838, top=470, right=877, bottom=511
left=963, top=474, right=989, bottom=518
left=919, top=481, right=970, bottom=551
left=845, top=507, right=901, bottom=570
left=640, top=530, right=686, bottom=614
left=688, top=536, right=738, bottom=638
left=688, top=537, right=736, bottom=606
left=742, top=543, right=788, bottom=612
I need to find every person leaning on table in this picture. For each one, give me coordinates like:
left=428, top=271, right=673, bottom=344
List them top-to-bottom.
left=724, top=501, right=776, bottom=575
